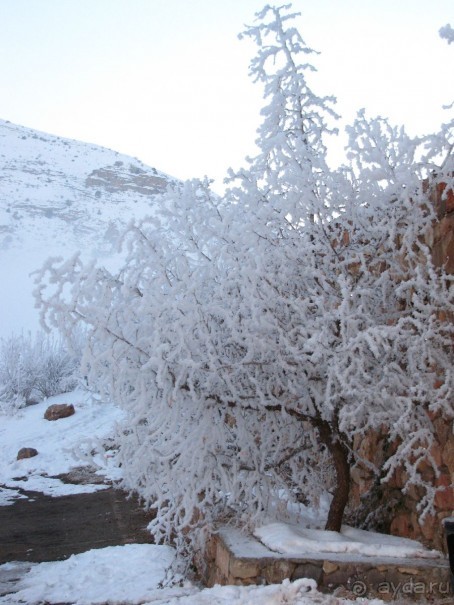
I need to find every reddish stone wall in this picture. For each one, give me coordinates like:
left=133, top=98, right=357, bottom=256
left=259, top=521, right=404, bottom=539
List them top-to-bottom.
left=350, top=185, right=454, bottom=553
left=433, top=224, right=454, bottom=278
left=349, top=421, right=453, bottom=552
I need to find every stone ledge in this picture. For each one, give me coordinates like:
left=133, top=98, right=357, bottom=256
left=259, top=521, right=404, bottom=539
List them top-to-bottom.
left=203, top=527, right=452, bottom=601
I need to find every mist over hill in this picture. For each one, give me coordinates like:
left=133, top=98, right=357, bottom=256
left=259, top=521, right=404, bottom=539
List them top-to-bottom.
left=0, top=119, right=176, bottom=338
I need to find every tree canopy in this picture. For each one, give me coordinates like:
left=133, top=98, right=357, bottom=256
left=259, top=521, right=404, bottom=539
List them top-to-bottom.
left=35, top=4, right=454, bottom=554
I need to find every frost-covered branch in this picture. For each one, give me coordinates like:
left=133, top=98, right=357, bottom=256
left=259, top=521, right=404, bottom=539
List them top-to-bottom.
left=35, top=4, right=454, bottom=554
left=439, top=23, right=454, bottom=45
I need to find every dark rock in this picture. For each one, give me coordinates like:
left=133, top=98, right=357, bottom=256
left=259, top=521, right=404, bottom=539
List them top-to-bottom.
left=44, top=403, right=75, bottom=421
left=17, top=448, right=38, bottom=460
left=56, top=466, right=106, bottom=485
left=292, top=561, right=323, bottom=583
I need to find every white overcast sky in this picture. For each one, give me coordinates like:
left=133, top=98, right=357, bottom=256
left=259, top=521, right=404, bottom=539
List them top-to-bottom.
left=0, top=0, right=453, bottom=190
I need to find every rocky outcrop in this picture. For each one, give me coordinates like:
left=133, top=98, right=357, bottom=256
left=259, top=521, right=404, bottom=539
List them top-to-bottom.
left=85, top=163, right=170, bottom=196
left=44, top=403, right=75, bottom=421
left=16, top=447, right=38, bottom=460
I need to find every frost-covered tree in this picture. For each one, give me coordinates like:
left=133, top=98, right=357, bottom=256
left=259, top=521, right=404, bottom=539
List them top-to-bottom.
left=35, top=4, right=454, bottom=550
left=439, top=23, right=454, bottom=45
left=0, top=331, right=80, bottom=413
left=0, top=333, right=36, bottom=412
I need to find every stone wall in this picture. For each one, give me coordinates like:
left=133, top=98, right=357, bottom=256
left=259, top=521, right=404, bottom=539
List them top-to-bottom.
left=430, top=182, right=454, bottom=272
left=349, top=184, right=454, bottom=553
left=348, top=420, right=453, bottom=553
left=203, top=529, right=451, bottom=601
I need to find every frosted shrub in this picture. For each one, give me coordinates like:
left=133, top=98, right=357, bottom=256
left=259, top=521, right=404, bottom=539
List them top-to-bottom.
left=35, top=4, right=454, bottom=554
left=0, top=331, right=81, bottom=414
left=31, top=331, right=81, bottom=399
left=0, top=333, right=36, bottom=413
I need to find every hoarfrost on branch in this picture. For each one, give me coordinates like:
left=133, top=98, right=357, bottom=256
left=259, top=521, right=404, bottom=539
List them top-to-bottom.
left=35, top=4, right=454, bottom=554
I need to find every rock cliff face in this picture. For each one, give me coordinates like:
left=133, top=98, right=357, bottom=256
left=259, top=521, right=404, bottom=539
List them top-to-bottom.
left=0, top=119, right=177, bottom=336
left=348, top=182, right=454, bottom=553
left=431, top=193, right=454, bottom=274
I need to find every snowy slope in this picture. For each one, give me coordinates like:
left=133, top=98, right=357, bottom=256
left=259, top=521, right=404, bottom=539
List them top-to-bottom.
left=0, top=119, right=176, bottom=337
left=0, top=390, right=124, bottom=503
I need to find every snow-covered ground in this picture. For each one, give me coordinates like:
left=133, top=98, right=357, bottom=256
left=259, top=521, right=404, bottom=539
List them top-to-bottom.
left=0, top=390, right=123, bottom=503
left=0, top=393, right=448, bottom=604
left=1, top=548, right=385, bottom=605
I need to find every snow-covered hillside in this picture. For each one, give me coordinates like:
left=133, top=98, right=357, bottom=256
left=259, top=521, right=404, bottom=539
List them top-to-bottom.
left=0, top=119, right=176, bottom=337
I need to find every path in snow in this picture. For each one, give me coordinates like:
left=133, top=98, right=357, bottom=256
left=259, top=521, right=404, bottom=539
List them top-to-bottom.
left=0, top=485, right=155, bottom=565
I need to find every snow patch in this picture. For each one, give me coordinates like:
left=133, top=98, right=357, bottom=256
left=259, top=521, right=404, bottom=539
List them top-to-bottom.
left=0, top=390, right=124, bottom=500
left=5, top=475, right=109, bottom=497
left=0, top=486, right=26, bottom=505
left=254, top=522, right=442, bottom=559
left=0, top=544, right=177, bottom=605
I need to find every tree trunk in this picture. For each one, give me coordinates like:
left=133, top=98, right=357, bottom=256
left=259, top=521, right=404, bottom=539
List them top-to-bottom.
left=317, top=420, right=351, bottom=532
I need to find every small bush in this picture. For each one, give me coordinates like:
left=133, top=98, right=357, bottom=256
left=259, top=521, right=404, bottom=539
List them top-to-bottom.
left=0, top=331, right=82, bottom=415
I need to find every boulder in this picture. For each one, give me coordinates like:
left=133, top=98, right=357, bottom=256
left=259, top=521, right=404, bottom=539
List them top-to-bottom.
left=44, top=403, right=75, bottom=421
left=17, top=447, right=38, bottom=460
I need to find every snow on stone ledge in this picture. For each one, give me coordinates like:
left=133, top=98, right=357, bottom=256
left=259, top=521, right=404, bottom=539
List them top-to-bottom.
left=254, top=523, right=443, bottom=559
